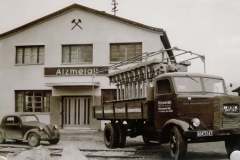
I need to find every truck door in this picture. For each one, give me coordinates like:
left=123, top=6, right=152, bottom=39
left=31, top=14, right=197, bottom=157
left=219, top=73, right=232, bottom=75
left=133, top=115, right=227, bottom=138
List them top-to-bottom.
left=154, top=78, right=175, bottom=129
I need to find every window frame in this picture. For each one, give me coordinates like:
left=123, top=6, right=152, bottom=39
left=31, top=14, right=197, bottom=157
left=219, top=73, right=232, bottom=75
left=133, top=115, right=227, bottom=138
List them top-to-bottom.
left=110, top=42, right=142, bottom=63
left=61, top=44, right=93, bottom=65
left=15, top=45, right=45, bottom=65
left=156, top=78, right=174, bottom=95
left=15, top=90, right=52, bottom=113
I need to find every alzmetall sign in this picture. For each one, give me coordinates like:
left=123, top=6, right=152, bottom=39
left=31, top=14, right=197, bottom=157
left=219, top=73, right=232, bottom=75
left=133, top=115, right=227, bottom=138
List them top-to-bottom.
left=44, top=67, right=109, bottom=77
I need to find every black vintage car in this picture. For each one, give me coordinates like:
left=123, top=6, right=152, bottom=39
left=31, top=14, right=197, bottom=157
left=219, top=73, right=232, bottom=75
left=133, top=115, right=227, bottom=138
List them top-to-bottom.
left=0, top=113, right=60, bottom=147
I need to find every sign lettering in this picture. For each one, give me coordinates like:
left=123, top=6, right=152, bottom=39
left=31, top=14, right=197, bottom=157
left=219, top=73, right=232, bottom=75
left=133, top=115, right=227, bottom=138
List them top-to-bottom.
left=44, top=67, right=109, bottom=77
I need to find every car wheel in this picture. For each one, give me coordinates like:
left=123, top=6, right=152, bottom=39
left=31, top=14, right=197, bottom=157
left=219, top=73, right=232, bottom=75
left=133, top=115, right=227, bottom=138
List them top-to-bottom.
left=104, top=123, right=119, bottom=148
left=169, top=127, right=187, bottom=160
left=0, top=131, right=5, bottom=144
left=28, top=133, right=40, bottom=147
left=225, top=136, right=240, bottom=158
left=49, top=138, right=60, bottom=145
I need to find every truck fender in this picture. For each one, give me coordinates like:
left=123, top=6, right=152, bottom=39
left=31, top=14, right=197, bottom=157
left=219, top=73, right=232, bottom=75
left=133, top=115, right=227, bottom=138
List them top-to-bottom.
left=162, top=119, right=190, bottom=132
left=23, top=129, right=41, bottom=140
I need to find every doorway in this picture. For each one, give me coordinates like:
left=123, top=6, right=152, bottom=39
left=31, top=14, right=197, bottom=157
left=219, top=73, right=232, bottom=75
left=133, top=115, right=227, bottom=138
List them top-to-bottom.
left=62, top=96, right=91, bottom=127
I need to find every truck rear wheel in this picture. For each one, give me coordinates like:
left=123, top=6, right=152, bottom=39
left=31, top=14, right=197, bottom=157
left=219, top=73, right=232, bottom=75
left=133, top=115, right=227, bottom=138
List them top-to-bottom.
left=104, top=123, right=119, bottom=148
left=117, top=124, right=127, bottom=148
left=169, top=127, right=187, bottom=160
left=225, top=136, right=240, bottom=157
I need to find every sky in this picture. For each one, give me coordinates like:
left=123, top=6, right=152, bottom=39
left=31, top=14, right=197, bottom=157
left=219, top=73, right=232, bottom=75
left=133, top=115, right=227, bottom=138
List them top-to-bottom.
left=0, top=0, right=240, bottom=87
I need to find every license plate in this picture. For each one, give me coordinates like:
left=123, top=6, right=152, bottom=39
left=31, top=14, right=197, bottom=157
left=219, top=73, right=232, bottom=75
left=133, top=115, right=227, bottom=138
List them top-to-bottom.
left=223, top=104, right=240, bottom=113
left=197, top=130, right=213, bottom=137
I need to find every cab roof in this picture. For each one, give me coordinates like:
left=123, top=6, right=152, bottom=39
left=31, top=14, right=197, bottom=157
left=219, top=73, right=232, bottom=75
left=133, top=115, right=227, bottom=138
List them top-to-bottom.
left=155, top=72, right=224, bottom=80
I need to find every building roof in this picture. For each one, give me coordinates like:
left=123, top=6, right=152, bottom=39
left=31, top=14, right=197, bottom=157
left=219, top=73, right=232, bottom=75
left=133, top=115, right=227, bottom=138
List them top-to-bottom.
left=0, top=3, right=174, bottom=60
left=0, top=3, right=163, bottom=39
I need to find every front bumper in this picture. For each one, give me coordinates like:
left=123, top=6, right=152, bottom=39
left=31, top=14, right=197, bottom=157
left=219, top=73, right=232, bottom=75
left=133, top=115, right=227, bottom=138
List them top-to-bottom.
left=184, top=128, right=240, bottom=142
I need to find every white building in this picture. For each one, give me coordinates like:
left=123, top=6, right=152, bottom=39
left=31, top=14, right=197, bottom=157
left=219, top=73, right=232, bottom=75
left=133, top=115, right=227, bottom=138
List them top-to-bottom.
left=0, top=3, right=174, bottom=129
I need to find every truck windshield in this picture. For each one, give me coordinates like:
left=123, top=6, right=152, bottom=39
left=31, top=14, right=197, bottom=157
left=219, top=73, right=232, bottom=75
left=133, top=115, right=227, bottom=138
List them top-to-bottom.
left=173, top=76, right=225, bottom=94
left=174, top=77, right=202, bottom=93
left=203, top=78, right=225, bottom=94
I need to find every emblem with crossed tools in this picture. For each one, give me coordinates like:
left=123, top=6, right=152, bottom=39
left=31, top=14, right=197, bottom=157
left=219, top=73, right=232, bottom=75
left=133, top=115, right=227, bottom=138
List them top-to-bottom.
left=71, top=19, right=82, bottom=30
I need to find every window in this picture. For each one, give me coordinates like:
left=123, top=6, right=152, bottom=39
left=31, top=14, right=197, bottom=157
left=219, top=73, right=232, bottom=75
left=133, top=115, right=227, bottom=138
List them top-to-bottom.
left=110, top=43, right=142, bottom=62
left=62, top=44, right=93, bottom=64
left=16, top=46, right=44, bottom=65
left=174, top=77, right=202, bottom=93
left=203, top=78, right=225, bottom=94
left=157, top=79, right=172, bottom=94
left=101, top=89, right=117, bottom=103
left=15, top=90, right=51, bottom=113
left=4, top=116, right=20, bottom=126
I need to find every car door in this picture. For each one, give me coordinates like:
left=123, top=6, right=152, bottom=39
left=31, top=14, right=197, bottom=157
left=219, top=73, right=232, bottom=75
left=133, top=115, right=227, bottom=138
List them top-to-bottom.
left=154, top=78, right=176, bottom=129
left=3, top=116, right=23, bottom=139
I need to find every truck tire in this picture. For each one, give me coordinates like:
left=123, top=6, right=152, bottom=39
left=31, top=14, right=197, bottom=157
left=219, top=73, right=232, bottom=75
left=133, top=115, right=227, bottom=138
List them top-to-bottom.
left=104, top=123, right=119, bottom=148
left=118, top=124, right=127, bottom=148
left=169, top=127, right=187, bottom=160
left=0, top=131, right=5, bottom=144
left=225, top=136, right=240, bottom=157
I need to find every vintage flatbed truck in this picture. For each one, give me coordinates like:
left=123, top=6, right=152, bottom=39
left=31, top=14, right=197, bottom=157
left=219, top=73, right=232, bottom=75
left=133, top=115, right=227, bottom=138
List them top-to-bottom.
left=94, top=58, right=240, bottom=160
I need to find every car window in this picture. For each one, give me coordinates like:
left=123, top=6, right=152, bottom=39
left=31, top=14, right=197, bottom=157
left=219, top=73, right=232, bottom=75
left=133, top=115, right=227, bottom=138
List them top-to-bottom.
left=5, top=116, right=20, bottom=126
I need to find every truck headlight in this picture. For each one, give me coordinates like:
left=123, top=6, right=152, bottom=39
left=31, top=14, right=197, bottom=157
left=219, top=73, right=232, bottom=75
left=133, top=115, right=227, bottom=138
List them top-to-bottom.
left=191, top=118, right=200, bottom=127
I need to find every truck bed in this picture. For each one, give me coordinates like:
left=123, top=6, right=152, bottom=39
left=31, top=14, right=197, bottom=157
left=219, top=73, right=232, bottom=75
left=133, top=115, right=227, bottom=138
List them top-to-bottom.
left=94, top=98, right=150, bottom=120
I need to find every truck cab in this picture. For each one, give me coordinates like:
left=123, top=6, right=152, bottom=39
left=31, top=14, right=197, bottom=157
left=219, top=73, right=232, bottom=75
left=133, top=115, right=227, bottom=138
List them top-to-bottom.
left=150, top=72, right=240, bottom=159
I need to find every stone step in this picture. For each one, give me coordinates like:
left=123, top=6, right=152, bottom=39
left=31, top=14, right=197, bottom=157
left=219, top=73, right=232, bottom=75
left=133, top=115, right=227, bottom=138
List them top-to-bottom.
left=60, top=127, right=99, bottom=136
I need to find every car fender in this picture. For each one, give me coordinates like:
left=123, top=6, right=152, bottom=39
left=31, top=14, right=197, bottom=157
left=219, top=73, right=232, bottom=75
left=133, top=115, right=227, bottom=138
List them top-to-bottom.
left=163, top=119, right=190, bottom=132
left=0, top=129, right=5, bottom=138
left=23, top=129, right=41, bottom=140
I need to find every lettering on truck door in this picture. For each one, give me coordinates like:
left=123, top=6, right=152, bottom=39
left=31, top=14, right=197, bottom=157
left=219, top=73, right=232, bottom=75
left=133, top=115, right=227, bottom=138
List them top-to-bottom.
left=154, top=78, right=176, bottom=128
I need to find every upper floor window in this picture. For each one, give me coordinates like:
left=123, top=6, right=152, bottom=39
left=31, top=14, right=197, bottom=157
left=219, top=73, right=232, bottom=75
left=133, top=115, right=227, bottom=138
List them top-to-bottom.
left=110, top=42, right=142, bottom=63
left=62, top=44, right=93, bottom=64
left=16, top=46, right=44, bottom=65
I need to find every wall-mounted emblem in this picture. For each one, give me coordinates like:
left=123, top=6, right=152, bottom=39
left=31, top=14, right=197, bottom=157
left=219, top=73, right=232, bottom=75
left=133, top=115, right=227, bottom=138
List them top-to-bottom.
left=71, top=19, right=82, bottom=30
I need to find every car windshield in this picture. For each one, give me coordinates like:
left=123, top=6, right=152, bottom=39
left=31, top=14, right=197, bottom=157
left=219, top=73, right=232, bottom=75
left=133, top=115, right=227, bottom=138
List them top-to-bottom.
left=174, top=76, right=226, bottom=94
left=174, top=76, right=202, bottom=93
left=203, top=78, right=225, bottom=94
left=20, top=115, right=39, bottom=122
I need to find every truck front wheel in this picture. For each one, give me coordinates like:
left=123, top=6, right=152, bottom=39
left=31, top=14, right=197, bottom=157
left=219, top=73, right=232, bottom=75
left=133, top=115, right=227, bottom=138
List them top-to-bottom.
left=104, top=123, right=119, bottom=148
left=169, top=127, right=187, bottom=160
left=225, top=136, right=240, bottom=157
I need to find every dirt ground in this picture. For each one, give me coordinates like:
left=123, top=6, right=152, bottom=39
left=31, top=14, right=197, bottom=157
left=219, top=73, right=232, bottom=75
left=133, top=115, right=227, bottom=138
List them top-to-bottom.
left=0, top=131, right=229, bottom=160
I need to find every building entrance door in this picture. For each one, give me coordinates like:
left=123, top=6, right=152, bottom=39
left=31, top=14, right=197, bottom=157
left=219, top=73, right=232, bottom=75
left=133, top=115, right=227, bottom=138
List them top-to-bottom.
left=63, top=96, right=91, bottom=127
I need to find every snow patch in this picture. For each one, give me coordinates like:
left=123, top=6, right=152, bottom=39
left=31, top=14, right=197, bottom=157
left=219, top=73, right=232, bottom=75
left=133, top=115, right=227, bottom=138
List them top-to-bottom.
left=60, top=144, right=87, bottom=160
left=7, top=146, right=50, bottom=160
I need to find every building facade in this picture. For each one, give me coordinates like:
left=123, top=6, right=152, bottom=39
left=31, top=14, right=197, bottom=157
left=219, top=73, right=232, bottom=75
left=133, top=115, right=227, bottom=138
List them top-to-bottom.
left=0, top=4, right=173, bottom=129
